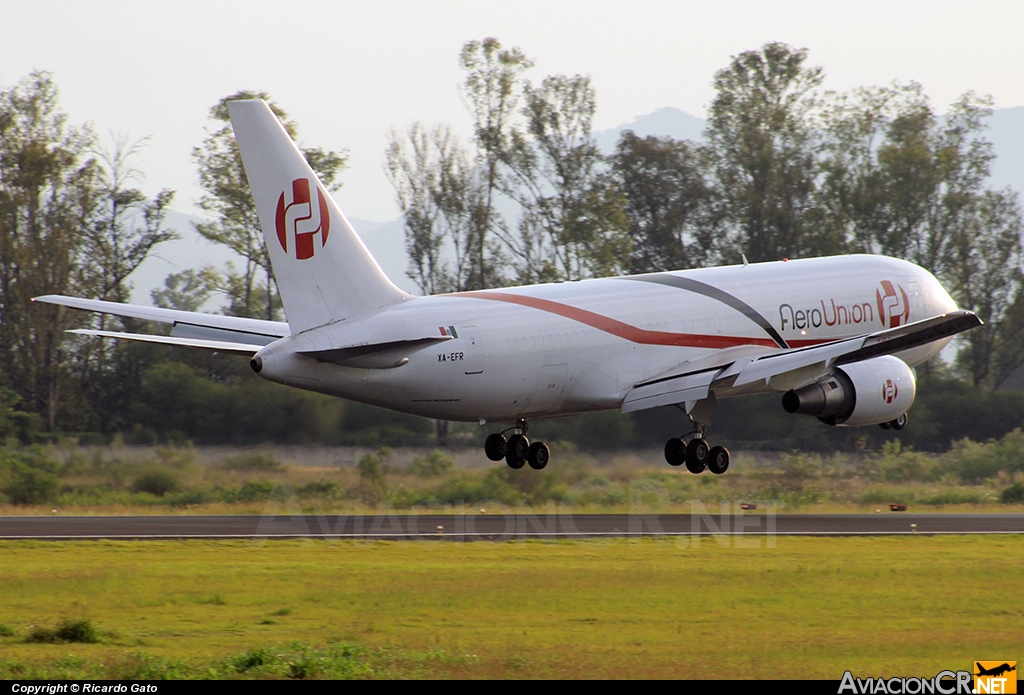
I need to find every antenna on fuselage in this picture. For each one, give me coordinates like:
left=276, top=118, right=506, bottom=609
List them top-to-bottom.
left=741, top=253, right=749, bottom=267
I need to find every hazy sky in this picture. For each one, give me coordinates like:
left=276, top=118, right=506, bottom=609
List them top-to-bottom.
left=3, top=0, right=1023, bottom=222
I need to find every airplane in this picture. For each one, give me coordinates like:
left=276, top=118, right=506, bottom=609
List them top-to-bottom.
left=33, top=99, right=981, bottom=474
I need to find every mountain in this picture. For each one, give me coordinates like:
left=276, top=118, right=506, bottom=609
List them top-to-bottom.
left=989, top=106, right=1024, bottom=196
left=593, top=107, right=705, bottom=153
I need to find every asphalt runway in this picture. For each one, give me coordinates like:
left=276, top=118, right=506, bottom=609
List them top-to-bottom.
left=1, top=513, right=1022, bottom=540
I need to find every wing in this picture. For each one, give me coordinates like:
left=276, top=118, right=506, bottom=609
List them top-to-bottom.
left=33, top=294, right=289, bottom=348
left=621, top=310, right=981, bottom=413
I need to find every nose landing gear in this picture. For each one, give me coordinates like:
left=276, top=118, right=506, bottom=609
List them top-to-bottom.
left=485, top=419, right=550, bottom=470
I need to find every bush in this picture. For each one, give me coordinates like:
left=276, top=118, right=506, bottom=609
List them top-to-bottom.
left=944, top=429, right=1024, bottom=483
left=872, top=440, right=939, bottom=482
left=1, top=448, right=61, bottom=505
left=357, top=450, right=389, bottom=486
left=409, top=450, right=454, bottom=477
left=221, top=452, right=284, bottom=472
left=131, top=469, right=179, bottom=497
left=236, top=480, right=275, bottom=502
left=298, top=480, right=338, bottom=498
left=1000, top=481, right=1024, bottom=504
left=167, top=489, right=214, bottom=507
left=918, top=489, right=987, bottom=505
left=26, top=618, right=99, bottom=644
left=0, top=623, right=14, bottom=637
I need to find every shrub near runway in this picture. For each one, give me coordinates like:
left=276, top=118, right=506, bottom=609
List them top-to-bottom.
left=2, top=438, right=1024, bottom=514
left=0, top=536, right=1021, bottom=678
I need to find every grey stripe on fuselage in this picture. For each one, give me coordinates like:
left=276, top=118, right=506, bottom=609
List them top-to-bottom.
left=620, top=274, right=789, bottom=349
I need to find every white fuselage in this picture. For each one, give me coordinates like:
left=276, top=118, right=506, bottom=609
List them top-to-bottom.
left=253, top=255, right=957, bottom=423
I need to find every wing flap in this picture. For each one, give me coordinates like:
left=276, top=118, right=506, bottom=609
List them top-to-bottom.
left=621, top=368, right=719, bottom=414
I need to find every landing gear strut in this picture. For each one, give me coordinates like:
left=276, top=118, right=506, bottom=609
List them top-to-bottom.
left=664, top=401, right=729, bottom=474
left=485, top=420, right=550, bottom=470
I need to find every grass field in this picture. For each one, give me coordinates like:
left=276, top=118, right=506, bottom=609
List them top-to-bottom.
left=0, top=536, right=1021, bottom=678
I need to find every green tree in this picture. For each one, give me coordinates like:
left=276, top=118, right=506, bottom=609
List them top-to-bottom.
left=459, top=37, right=533, bottom=289
left=705, top=42, right=825, bottom=262
left=0, top=71, right=99, bottom=429
left=503, top=74, right=630, bottom=281
left=193, top=91, right=348, bottom=320
left=385, top=123, right=487, bottom=295
left=612, top=131, right=718, bottom=273
left=86, top=135, right=178, bottom=308
left=946, top=189, right=1024, bottom=388
left=151, top=266, right=223, bottom=312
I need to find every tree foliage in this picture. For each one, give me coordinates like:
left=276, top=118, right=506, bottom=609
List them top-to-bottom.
left=459, top=37, right=533, bottom=289
left=704, top=42, right=826, bottom=262
left=193, top=91, right=348, bottom=319
left=612, top=131, right=718, bottom=273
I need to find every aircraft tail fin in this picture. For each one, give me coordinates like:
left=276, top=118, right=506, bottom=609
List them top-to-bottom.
left=228, top=99, right=409, bottom=333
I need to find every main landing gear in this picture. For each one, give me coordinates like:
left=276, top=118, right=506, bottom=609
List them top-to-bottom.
left=664, top=398, right=729, bottom=474
left=485, top=419, right=550, bottom=470
left=664, top=434, right=730, bottom=475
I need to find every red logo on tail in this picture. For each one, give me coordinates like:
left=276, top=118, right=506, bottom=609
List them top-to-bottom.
left=275, top=178, right=330, bottom=260
left=875, top=280, right=910, bottom=328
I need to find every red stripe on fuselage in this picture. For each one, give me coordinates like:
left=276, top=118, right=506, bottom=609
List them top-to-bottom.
left=456, top=291, right=797, bottom=349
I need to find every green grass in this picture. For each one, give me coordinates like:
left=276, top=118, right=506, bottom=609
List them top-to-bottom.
left=0, top=537, right=1021, bottom=678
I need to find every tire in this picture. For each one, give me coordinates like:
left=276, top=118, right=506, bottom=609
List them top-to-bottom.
left=892, top=412, right=908, bottom=430
left=879, top=421, right=892, bottom=430
left=484, top=433, right=507, bottom=461
left=506, top=434, right=529, bottom=469
left=664, top=438, right=686, bottom=467
left=685, top=438, right=709, bottom=474
left=527, top=441, right=549, bottom=470
left=707, top=446, right=730, bottom=475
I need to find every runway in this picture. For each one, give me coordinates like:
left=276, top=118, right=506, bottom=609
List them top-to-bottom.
left=1, top=513, right=1023, bottom=540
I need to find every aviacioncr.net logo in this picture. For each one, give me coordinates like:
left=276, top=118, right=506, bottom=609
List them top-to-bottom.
left=275, top=178, right=331, bottom=260
left=876, top=280, right=910, bottom=328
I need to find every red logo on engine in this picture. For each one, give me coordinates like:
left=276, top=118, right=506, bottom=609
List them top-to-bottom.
left=275, top=178, right=330, bottom=260
left=876, top=280, right=910, bottom=328
left=883, top=379, right=899, bottom=404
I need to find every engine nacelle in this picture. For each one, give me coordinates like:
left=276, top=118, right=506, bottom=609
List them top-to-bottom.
left=781, top=355, right=916, bottom=427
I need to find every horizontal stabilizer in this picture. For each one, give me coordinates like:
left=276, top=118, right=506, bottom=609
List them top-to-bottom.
left=33, top=294, right=288, bottom=343
left=69, top=330, right=262, bottom=355
left=300, top=336, right=452, bottom=369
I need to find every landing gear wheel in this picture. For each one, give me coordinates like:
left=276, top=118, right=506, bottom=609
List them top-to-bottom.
left=891, top=412, right=908, bottom=430
left=879, top=421, right=892, bottom=430
left=485, top=433, right=507, bottom=461
left=506, top=434, right=530, bottom=469
left=664, top=438, right=686, bottom=467
left=685, top=438, right=709, bottom=474
left=527, top=442, right=549, bottom=470
left=707, top=446, right=730, bottom=475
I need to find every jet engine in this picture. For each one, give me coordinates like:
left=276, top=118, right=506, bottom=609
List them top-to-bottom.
left=781, top=355, right=916, bottom=427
